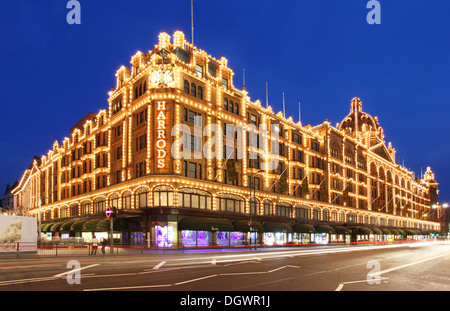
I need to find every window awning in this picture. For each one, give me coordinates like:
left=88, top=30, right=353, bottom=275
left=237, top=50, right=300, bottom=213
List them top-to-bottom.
left=179, top=217, right=234, bottom=232
left=82, top=219, right=101, bottom=232
left=96, top=219, right=118, bottom=232
left=233, top=220, right=264, bottom=233
left=60, top=221, right=75, bottom=232
left=70, top=221, right=87, bottom=232
left=264, top=222, right=292, bottom=233
left=42, top=223, right=54, bottom=232
left=50, top=223, right=63, bottom=232
left=293, top=224, right=315, bottom=234
left=315, top=225, right=335, bottom=234
left=334, top=226, right=351, bottom=234
left=357, top=227, right=373, bottom=235
left=372, top=228, right=382, bottom=235
left=381, top=228, right=391, bottom=235
left=389, top=229, right=399, bottom=235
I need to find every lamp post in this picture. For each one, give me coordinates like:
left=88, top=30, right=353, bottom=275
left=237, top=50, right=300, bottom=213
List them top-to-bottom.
left=249, top=169, right=264, bottom=250
left=432, top=203, right=448, bottom=239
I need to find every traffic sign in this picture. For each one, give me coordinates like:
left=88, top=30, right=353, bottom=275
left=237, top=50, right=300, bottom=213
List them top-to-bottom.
left=105, top=206, right=112, bottom=218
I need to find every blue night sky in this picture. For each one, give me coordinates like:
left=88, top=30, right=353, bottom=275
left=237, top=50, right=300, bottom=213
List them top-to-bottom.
left=0, top=1, right=449, bottom=203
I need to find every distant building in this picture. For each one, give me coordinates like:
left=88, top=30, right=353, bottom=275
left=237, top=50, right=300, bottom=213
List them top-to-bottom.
left=13, top=30, right=441, bottom=246
left=2, top=182, right=17, bottom=214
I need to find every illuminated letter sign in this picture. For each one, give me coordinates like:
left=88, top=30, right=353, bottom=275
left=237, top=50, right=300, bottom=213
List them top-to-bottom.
left=156, top=101, right=167, bottom=169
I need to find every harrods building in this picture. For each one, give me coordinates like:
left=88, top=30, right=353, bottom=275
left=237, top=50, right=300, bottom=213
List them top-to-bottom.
left=11, top=30, right=441, bottom=247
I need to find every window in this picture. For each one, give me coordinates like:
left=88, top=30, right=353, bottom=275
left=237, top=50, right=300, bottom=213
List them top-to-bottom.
left=196, top=64, right=203, bottom=77
left=222, top=78, right=228, bottom=90
left=184, top=80, right=190, bottom=93
left=191, top=83, right=196, bottom=97
left=198, top=86, right=203, bottom=100
left=223, top=98, right=228, bottom=110
left=112, top=100, right=122, bottom=115
left=234, top=103, right=239, bottom=115
left=184, top=108, right=202, bottom=126
left=136, top=110, right=147, bottom=126
left=136, top=135, right=147, bottom=151
left=312, top=141, right=320, bottom=152
left=116, top=146, right=122, bottom=160
left=331, top=148, right=339, bottom=158
left=182, top=161, right=202, bottom=179
left=136, top=162, right=145, bottom=178
left=153, top=186, right=174, bottom=207
left=136, top=188, right=148, bottom=209
left=178, top=188, right=211, bottom=209
left=122, top=191, right=131, bottom=209
left=216, top=194, right=244, bottom=213
left=264, top=200, right=273, bottom=216
left=276, top=203, right=292, bottom=218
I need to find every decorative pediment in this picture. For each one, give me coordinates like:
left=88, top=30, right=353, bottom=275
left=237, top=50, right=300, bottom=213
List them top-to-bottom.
left=370, top=143, right=394, bottom=163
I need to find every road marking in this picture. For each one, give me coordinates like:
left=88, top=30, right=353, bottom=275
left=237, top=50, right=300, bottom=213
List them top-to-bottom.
left=335, top=253, right=447, bottom=291
left=372, top=254, right=447, bottom=277
left=153, top=261, right=166, bottom=270
left=52, top=264, right=100, bottom=279
left=174, top=274, right=218, bottom=286
left=84, top=284, right=172, bottom=291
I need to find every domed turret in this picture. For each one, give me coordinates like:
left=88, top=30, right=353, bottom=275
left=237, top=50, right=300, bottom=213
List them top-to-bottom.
left=337, top=97, right=384, bottom=142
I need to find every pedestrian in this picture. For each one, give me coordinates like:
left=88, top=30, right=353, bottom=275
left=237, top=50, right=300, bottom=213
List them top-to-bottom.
left=91, top=235, right=99, bottom=255
left=101, top=238, right=107, bottom=255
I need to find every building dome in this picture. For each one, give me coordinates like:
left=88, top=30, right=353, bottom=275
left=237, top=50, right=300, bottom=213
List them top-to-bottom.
left=337, top=97, right=383, bottom=140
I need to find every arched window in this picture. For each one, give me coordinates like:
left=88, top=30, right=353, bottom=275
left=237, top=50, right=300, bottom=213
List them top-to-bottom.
left=184, top=80, right=190, bottom=94
left=191, top=83, right=196, bottom=97
left=197, top=86, right=203, bottom=100
left=223, top=98, right=228, bottom=110
left=229, top=100, right=234, bottom=112
left=234, top=103, right=239, bottom=115
left=153, top=185, right=174, bottom=207
left=136, top=188, right=149, bottom=209
left=178, top=188, right=211, bottom=210
left=122, top=191, right=131, bottom=209
left=109, top=193, right=119, bottom=210
left=216, top=194, right=244, bottom=213
left=93, top=198, right=106, bottom=214
left=249, top=198, right=260, bottom=215
left=264, top=200, right=273, bottom=216
left=81, top=201, right=91, bottom=216
left=276, top=203, right=292, bottom=218
left=70, top=204, right=79, bottom=217
left=60, top=206, right=68, bottom=218
left=295, top=206, right=309, bottom=219
left=312, top=207, right=320, bottom=220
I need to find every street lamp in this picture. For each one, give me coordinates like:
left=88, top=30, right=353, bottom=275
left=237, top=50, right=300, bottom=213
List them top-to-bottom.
left=249, top=169, right=264, bottom=250
left=432, top=203, right=449, bottom=238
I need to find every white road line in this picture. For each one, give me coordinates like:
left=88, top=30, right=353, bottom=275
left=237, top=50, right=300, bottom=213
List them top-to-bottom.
left=335, top=253, right=447, bottom=291
left=372, top=254, right=447, bottom=276
left=153, top=261, right=166, bottom=270
left=52, top=264, right=100, bottom=279
left=174, top=274, right=218, bottom=286
left=84, top=284, right=172, bottom=291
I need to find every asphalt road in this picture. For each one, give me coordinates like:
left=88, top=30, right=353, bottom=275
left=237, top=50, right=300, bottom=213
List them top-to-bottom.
left=1, top=241, right=450, bottom=302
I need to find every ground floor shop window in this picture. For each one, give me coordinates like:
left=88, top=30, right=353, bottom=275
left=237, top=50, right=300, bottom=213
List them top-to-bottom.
left=155, top=225, right=174, bottom=247
left=263, top=232, right=287, bottom=245
left=312, top=233, right=329, bottom=244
